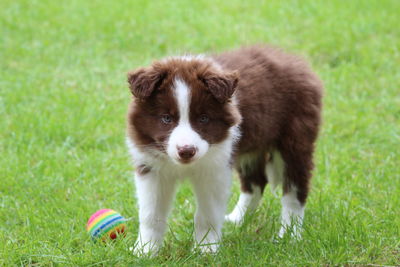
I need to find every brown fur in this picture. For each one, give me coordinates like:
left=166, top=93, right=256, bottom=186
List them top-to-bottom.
left=213, top=46, right=323, bottom=203
left=127, top=59, right=241, bottom=153
left=127, top=82, right=179, bottom=153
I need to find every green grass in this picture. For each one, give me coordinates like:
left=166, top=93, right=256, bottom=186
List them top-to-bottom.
left=1, top=0, right=399, bottom=265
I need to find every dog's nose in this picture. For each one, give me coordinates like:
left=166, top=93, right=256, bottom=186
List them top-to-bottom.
left=177, top=145, right=196, bottom=161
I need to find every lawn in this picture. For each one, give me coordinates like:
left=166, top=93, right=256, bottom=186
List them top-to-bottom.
left=1, top=0, right=399, bottom=265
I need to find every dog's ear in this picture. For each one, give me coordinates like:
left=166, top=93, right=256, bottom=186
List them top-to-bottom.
left=127, top=66, right=167, bottom=99
left=200, top=71, right=239, bottom=103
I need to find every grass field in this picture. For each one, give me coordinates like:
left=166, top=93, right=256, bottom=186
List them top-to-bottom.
left=1, top=0, right=399, bottom=265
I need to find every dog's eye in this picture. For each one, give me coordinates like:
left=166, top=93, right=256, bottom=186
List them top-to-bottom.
left=161, top=114, right=173, bottom=124
left=198, top=114, right=209, bottom=124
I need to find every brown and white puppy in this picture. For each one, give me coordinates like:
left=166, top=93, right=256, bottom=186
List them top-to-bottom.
left=126, top=45, right=323, bottom=255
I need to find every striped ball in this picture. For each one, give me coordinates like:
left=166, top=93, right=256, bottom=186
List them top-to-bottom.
left=86, top=209, right=126, bottom=241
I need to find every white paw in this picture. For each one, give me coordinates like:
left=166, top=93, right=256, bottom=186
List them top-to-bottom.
left=224, top=212, right=244, bottom=225
left=278, top=225, right=302, bottom=240
left=131, top=239, right=160, bottom=257
left=194, top=243, right=219, bottom=254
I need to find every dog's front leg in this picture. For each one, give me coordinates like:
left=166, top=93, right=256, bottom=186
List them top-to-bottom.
left=190, top=166, right=232, bottom=253
left=133, top=169, right=177, bottom=256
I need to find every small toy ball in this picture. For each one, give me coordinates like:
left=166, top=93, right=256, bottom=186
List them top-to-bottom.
left=86, top=209, right=127, bottom=242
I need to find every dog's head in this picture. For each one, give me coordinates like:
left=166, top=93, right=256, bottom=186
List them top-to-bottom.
left=127, top=57, right=241, bottom=165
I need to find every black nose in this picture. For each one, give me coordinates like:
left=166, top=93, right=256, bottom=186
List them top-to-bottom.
left=177, top=145, right=196, bottom=160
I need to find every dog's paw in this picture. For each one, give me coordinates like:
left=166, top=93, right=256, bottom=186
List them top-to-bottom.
left=224, top=212, right=244, bottom=225
left=278, top=225, right=302, bottom=240
left=131, top=240, right=160, bottom=257
left=193, top=243, right=219, bottom=254
left=200, top=243, right=219, bottom=254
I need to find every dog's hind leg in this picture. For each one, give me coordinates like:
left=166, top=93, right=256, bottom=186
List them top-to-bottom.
left=277, top=134, right=315, bottom=239
left=225, top=153, right=267, bottom=225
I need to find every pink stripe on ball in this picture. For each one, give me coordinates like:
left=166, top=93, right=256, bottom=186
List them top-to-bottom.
left=87, top=209, right=113, bottom=226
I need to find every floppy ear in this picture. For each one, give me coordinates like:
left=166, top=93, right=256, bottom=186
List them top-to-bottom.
left=127, top=67, right=167, bottom=99
left=200, top=71, right=239, bottom=103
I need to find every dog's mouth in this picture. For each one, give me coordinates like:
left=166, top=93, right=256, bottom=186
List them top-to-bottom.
left=170, top=152, right=204, bottom=165
left=169, top=154, right=196, bottom=165
left=176, top=157, right=195, bottom=164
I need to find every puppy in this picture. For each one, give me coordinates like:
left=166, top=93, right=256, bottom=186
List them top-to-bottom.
left=126, top=45, right=323, bottom=255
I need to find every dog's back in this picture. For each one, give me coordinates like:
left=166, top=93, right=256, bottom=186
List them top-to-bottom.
left=214, top=46, right=323, bottom=153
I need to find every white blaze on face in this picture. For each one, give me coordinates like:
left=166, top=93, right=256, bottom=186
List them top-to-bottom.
left=167, top=79, right=209, bottom=164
